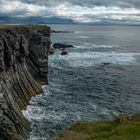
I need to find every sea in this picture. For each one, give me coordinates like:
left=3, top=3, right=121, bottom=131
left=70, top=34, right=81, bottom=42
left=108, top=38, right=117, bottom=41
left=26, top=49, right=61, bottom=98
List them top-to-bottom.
left=24, top=24, right=140, bottom=140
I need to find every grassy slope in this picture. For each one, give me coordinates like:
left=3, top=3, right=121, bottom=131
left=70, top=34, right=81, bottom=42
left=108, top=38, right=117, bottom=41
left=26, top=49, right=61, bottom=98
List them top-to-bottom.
left=54, top=114, right=140, bottom=140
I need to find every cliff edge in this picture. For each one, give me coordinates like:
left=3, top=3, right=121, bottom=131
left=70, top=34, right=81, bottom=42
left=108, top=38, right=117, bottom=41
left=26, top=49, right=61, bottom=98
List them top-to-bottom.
left=0, top=25, right=51, bottom=140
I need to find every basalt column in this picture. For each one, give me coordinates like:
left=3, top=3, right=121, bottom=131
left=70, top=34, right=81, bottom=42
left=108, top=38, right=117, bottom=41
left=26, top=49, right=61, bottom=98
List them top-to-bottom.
left=0, top=25, right=51, bottom=140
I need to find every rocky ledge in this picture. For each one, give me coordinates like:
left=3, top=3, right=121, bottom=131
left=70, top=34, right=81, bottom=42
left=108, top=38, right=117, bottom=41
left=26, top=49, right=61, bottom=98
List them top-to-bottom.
left=0, top=25, right=51, bottom=140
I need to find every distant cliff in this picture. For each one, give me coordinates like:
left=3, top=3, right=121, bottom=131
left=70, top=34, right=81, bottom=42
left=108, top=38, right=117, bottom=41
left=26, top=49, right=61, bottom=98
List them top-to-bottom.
left=0, top=16, right=75, bottom=24
left=0, top=25, right=51, bottom=140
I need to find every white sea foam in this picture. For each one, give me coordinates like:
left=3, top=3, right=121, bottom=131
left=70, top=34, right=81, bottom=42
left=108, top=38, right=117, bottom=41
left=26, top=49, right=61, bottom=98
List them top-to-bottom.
left=74, top=31, right=82, bottom=33
left=78, top=36, right=89, bottom=39
left=75, top=43, right=116, bottom=49
left=75, top=43, right=91, bottom=49
left=92, top=44, right=116, bottom=48
left=75, top=45, right=89, bottom=49
left=60, top=52, right=140, bottom=67
left=42, top=85, right=50, bottom=96
left=23, top=86, right=50, bottom=121
left=25, top=100, right=67, bottom=121
left=24, top=106, right=45, bottom=120
left=22, top=109, right=31, bottom=121
left=29, top=136, right=47, bottom=140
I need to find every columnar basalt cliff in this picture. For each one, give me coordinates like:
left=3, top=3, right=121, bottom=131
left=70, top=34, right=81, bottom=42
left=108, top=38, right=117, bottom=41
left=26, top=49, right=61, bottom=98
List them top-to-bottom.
left=0, top=25, right=51, bottom=140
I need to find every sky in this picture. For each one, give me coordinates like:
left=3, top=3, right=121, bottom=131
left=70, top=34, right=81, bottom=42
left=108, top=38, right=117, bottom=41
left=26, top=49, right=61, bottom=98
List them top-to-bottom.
left=0, top=0, right=140, bottom=24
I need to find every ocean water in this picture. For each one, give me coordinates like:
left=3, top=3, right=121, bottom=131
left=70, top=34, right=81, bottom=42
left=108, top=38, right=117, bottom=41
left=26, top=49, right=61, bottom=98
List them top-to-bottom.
left=24, top=25, right=140, bottom=140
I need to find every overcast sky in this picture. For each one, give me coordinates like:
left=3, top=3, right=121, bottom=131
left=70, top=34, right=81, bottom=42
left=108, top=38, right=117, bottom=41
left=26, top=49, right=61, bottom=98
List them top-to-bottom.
left=0, top=0, right=140, bottom=23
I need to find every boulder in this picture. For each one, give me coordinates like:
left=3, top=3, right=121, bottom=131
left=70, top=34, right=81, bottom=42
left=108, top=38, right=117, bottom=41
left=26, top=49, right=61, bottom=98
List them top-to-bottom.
left=61, top=50, right=68, bottom=55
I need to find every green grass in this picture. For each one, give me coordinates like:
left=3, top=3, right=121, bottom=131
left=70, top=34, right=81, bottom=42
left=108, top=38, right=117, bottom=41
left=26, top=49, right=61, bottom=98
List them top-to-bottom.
left=54, top=114, right=140, bottom=140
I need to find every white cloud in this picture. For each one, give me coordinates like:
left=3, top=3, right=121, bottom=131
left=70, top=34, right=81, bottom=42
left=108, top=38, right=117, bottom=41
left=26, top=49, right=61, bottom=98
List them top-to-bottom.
left=0, top=0, right=51, bottom=17
left=54, top=2, right=140, bottom=22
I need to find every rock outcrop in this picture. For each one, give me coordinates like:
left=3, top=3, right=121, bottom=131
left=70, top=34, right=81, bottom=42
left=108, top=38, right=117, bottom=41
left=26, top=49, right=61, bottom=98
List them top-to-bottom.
left=0, top=25, right=51, bottom=140
left=53, top=43, right=74, bottom=49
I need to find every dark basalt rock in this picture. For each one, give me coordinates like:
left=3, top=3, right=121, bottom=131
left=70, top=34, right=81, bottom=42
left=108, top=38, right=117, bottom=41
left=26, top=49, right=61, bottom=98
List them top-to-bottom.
left=0, top=25, right=51, bottom=140
left=51, top=30, right=74, bottom=34
left=53, top=43, right=74, bottom=49
left=49, top=48, right=55, bottom=55
left=61, top=50, right=68, bottom=55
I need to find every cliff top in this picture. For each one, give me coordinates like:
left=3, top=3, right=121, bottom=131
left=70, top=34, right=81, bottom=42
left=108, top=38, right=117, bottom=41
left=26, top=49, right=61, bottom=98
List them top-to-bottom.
left=0, top=24, right=50, bottom=30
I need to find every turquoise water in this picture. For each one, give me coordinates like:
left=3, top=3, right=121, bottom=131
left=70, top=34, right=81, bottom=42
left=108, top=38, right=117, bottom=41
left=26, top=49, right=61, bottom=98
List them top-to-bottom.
left=25, top=25, right=140, bottom=140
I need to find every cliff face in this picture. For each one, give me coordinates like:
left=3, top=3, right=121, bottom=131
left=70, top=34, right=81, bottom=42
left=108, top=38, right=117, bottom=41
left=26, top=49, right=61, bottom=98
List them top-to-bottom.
left=0, top=25, right=51, bottom=140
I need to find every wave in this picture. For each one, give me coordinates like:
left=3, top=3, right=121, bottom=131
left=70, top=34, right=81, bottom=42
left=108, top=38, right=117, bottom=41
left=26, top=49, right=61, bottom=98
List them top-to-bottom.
left=74, top=31, right=83, bottom=33
left=78, top=36, right=89, bottom=39
left=75, top=43, right=116, bottom=49
left=92, top=44, right=116, bottom=48
left=59, top=52, right=140, bottom=67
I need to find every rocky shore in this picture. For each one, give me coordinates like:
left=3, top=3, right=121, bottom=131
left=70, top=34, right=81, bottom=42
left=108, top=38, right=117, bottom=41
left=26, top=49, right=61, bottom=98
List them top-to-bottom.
left=0, top=25, right=51, bottom=140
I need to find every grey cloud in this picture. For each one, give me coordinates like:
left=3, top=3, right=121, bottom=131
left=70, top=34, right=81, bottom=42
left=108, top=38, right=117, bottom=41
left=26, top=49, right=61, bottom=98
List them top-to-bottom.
left=0, top=0, right=140, bottom=24
left=18, top=0, right=140, bottom=8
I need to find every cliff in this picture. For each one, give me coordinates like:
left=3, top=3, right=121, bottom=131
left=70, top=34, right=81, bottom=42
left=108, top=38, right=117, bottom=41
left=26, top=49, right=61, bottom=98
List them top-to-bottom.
left=0, top=25, right=51, bottom=140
